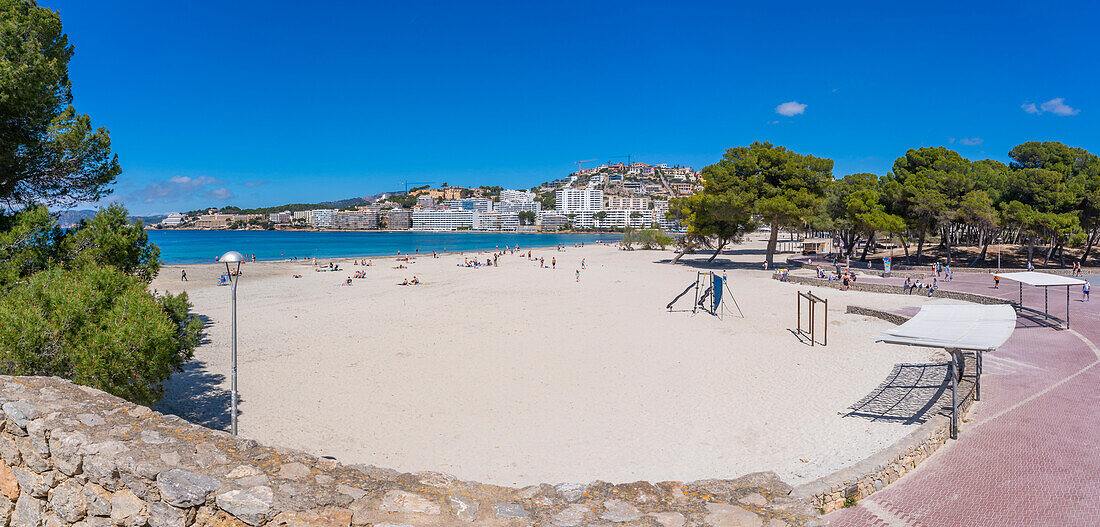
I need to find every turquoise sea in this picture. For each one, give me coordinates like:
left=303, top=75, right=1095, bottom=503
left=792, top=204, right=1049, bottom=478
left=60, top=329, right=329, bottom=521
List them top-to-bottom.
left=146, top=230, right=619, bottom=265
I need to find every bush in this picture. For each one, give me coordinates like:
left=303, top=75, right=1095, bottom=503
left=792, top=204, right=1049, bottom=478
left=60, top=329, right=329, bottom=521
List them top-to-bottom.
left=622, top=228, right=675, bottom=250
left=0, top=264, right=201, bottom=405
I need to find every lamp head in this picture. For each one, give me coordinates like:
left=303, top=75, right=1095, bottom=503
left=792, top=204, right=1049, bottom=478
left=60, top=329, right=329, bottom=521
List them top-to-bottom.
left=220, top=251, right=245, bottom=263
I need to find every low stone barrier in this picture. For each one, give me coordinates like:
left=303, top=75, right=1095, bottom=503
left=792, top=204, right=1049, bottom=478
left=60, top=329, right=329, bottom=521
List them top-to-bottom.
left=774, top=273, right=1014, bottom=306
left=791, top=306, right=979, bottom=513
left=0, top=375, right=822, bottom=527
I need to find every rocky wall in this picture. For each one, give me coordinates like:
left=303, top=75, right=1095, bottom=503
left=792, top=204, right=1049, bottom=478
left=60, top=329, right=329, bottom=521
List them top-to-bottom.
left=774, top=274, right=1013, bottom=305
left=0, top=376, right=823, bottom=527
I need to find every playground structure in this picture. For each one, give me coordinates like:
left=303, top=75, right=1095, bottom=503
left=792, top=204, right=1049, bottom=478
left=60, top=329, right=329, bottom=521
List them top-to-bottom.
left=666, top=271, right=744, bottom=319
left=796, top=290, right=828, bottom=346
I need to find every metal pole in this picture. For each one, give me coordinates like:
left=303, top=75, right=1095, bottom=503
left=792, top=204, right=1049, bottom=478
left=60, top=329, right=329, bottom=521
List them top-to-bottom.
left=231, top=263, right=239, bottom=436
left=1020, top=282, right=1023, bottom=306
left=1067, top=285, right=1071, bottom=329
left=1045, top=287, right=1048, bottom=317
left=797, top=292, right=801, bottom=335
left=810, top=298, right=815, bottom=347
left=824, top=298, right=828, bottom=346
left=976, top=349, right=982, bottom=401
left=950, top=351, right=958, bottom=440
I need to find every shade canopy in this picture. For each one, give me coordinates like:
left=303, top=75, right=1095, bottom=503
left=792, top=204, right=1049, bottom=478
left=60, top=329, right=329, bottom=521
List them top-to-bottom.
left=220, top=251, right=245, bottom=263
left=993, top=271, right=1085, bottom=287
left=876, top=304, right=1017, bottom=351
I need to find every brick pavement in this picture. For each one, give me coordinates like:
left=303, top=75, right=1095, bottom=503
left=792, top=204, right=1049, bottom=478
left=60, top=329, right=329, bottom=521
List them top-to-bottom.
left=827, top=271, right=1100, bottom=526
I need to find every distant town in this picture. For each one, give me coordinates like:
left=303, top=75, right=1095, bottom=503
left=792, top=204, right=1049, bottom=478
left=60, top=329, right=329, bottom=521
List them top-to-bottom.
left=153, top=162, right=702, bottom=232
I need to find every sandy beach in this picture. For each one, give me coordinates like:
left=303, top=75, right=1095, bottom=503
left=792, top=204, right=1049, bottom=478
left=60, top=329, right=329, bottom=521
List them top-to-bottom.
left=151, top=239, right=955, bottom=487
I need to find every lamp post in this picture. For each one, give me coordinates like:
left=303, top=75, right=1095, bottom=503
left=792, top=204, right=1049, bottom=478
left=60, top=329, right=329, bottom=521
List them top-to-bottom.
left=220, top=250, right=245, bottom=435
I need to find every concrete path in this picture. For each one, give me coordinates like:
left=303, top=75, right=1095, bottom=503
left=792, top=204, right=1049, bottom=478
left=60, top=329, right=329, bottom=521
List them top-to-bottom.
left=826, top=270, right=1100, bottom=526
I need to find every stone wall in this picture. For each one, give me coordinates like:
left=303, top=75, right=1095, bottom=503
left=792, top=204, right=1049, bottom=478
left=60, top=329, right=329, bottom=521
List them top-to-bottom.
left=774, top=273, right=1013, bottom=306
left=0, top=375, right=822, bottom=527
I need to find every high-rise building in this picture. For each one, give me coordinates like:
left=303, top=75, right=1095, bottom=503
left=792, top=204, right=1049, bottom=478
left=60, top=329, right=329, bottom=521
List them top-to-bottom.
left=555, top=189, right=603, bottom=213
left=383, top=209, right=412, bottom=230
left=412, top=209, right=476, bottom=231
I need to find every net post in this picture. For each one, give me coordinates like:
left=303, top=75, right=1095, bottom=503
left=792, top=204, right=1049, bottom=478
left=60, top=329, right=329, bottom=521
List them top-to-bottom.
left=824, top=298, right=828, bottom=346
left=950, top=350, right=958, bottom=440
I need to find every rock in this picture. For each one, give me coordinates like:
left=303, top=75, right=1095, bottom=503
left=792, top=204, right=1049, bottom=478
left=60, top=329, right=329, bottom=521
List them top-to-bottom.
left=3, top=400, right=39, bottom=431
left=127, top=407, right=151, bottom=419
left=77, top=414, right=105, bottom=427
left=24, top=421, right=50, bottom=456
left=48, top=430, right=88, bottom=477
left=139, top=431, right=171, bottom=445
left=0, top=435, right=22, bottom=465
left=15, top=436, right=49, bottom=473
left=82, top=442, right=130, bottom=490
left=193, top=444, right=227, bottom=469
left=159, top=453, right=181, bottom=467
left=0, top=462, right=20, bottom=500
left=277, top=463, right=311, bottom=481
left=225, top=466, right=261, bottom=479
left=12, top=467, right=57, bottom=498
left=156, top=469, right=221, bottom=508
left=415, top=472, right=456, bottom=488
left=121, top=473, right=159, bottom=502
left=234, top=476, right=268, bottom=488
left=48, top=478, right=87, bottom=522
left=82, top=483, right=112, bottom=517
left=554, top=483, right=588, bottom=502
left=335, top=485, right=365, bottom=500
left=215, top=486, right=273, bottom=526
left=109, top=489, right=147, bottom=527
left=379, top=490, right=440, bottom=515
left=739, top=493, right=767, bottom=507
left=13, top=494, right=45, bottom=527
left=0, top=495, right=13, bottom=527
left=448, top=495, right=478, bottom=522
left=347, top=497, right=372, bottom=526
left=600, top=499, right=641, bottom=522
left=147, top=502, right=189, bottom=527
left=704, top=502, right=763, bottom=527
left=492, top=503, right=529, bottom=519
left=550, top=504, right=589, bottom=527
left=269, top=506, right=351, bottom=527
left=193, top=509, right=251, bottom=527
left=43, top=512, right=65, bottom=527
left=650, top=512, right=686, bottom=527
left=75, top=518, right=112, bottom=527
left=763, top=520, right=788, bottom=527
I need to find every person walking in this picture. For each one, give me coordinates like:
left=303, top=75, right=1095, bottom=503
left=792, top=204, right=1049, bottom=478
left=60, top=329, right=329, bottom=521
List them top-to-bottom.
left=552, top=257, right=556, bottom=269
left=181, top=269, right=188, bottom=281
left=575, top=269, right=580, bottom=282
left=994, top=274, right=1000, bottom=288
left=1084, top=281, right=1091, bottom=302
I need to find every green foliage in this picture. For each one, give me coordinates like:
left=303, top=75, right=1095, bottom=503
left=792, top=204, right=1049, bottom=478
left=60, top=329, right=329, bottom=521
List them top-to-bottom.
left=0, top=0, right=120, bottom=209
left=700, top=142, right=833, bottom=264
left=669, top=191, right=756, bottom=261
left=60, top=204, right=161, bottom=281
left=0, top=206, right=62, bottom=286
left=517, top=210, right=536, bottom=225
left=621, top=228, right=674, bottom=250
left=0, top=264, right=201, bottom=405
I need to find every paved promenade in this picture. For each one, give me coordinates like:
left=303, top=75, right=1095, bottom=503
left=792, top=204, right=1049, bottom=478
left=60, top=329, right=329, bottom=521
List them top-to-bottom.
left=827, top=270, right=1100, bottom=526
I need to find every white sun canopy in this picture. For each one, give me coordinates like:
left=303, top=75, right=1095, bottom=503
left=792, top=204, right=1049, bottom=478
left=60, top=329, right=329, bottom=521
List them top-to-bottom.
left=993, top=271, right=1085, bottom=287
left=876, top=304, right=1017, bottom=351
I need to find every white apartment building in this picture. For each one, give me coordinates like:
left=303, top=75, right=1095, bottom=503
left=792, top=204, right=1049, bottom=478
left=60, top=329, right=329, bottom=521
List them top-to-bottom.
left=499, top=189, right=535, bottom=202
left=555, top=189, right=603, bottom=213
left=416, top=195, right=436, bottom=207
left=605, top=196, right=650, bottom=210
left=443, top=198, right=493, bottom=213
left=495, top=200, right=541, bottom=213
left=310, top=209, right=337, bottom=228
left=412, top=209, right=475, bottom=231
left=293, top=210, right=313, bottom=223
left=333, top=210, right=379, bottom=230
left=268, top=211, right=292, bottom=224
left=475, top=211, right=501, bottom=231
left=538, top=211, right=568, bottom=231
left=159, top=213, right=185, bottom=227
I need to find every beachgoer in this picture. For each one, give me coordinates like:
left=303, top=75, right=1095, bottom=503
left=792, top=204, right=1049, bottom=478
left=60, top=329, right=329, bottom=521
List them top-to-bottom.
left=552, top=257, right=556, bottom=269
left=581, top=258, right=586, bottom=269
left=1027, top=261, right=1035, bottom=271
left=181, top=269, right=188, bottom=281
left=575, top=270, right=580, bottom=282
left=842, top=274, right=850, bottom=291
left=994, top=275, right=1000, bottom=288
left=412, top=276, right=419, bottom=285
left=1084, top=281, right=1091, bottom=302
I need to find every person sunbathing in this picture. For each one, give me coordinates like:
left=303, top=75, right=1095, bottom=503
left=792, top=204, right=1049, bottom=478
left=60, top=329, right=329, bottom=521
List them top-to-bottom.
left=411, top=276, right=420, bottom=285
left=400, top=278, right=409, bottom=286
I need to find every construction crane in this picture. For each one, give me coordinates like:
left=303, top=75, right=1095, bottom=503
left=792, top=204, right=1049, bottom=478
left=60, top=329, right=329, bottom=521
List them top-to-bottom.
left=574, top=159, right=597, bottom=173
left=396, top=180, right=434, bottom=195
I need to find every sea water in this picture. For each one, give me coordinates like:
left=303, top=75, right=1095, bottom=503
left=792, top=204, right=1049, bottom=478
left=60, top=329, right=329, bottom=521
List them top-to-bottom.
left=146, top=230, right=619, bottom=265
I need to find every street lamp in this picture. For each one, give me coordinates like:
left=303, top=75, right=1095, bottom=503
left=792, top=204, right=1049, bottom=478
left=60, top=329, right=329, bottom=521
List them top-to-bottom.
left=220, top=250, right=245, bottom=435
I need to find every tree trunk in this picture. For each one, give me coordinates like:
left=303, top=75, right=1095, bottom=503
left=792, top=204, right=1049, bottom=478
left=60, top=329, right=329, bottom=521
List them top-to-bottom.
left=765, top=221, right=780, bottom=266
left=942, top=226, right=953, bottom=266
left=1082, top=229, right=1098, bottom=266
left=970, top=230, right=989, bottom=267
left=860, top=231, right=876, bottom=261
left=915, top=231, right=926, bottom=265
left=901, top=233, right=911, bottom=264
left=707, top=239, right=728, bottom=263
left=671, top=240, right=692, bottom=264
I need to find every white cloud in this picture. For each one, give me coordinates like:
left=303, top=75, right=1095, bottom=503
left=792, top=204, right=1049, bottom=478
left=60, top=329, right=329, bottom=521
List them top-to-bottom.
left=1022, top=98, right=1079, bottom=116
left=1040, top=98, right=1080, bottom=116
left=775, top=101, right=807, bottom=117
left=959, top=137, right=983, bottom=146
left=130, top=175, right=228, bottom=204
left=205, top=187, right=234, bottom=200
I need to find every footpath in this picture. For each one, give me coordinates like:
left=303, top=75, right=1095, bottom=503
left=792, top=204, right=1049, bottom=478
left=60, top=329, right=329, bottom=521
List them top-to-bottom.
left=825, top=271, right=1100, bottom=526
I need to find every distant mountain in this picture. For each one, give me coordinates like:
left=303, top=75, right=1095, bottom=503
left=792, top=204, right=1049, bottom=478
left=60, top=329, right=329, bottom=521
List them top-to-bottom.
left=56, top=209, right=167, bottom=227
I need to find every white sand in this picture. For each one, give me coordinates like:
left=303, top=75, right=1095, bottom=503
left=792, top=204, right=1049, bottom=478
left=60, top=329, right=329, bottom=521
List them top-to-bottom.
left=151, top=239, right=954, bottom=487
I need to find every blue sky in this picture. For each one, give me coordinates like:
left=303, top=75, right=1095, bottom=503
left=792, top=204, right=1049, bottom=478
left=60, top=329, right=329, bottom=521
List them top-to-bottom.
left=44, top=1, right=1098, bottom=215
